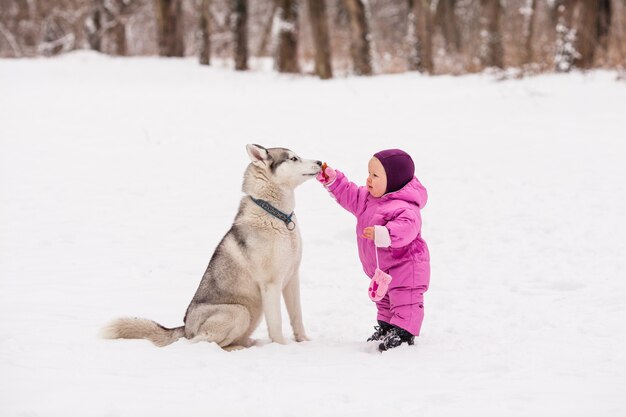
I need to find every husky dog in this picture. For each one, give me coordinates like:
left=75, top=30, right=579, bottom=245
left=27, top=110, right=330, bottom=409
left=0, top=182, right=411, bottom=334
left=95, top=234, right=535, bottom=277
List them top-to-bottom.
left=102, top=144, right=322, bottom=350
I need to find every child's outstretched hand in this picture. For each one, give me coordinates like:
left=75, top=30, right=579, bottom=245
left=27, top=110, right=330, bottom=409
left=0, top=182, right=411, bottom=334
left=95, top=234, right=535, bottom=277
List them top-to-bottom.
left=316, top=163, right=336, bottom=186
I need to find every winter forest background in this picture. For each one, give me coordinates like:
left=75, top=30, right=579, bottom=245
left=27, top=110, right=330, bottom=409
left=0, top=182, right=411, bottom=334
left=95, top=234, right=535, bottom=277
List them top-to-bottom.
left=1, top=0, right=625, bottom=76
left=2, top=0, right=626, bottom=416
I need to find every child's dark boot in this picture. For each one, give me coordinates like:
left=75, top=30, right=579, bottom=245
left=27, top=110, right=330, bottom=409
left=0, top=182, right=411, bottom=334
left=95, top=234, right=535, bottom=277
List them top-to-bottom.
left=366, top=320, right=392, bottom=342
left=378, top=326, right=415, bottom=351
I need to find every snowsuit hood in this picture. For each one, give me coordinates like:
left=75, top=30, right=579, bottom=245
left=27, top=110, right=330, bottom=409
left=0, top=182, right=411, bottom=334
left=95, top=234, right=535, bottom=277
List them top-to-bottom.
left=380, top=176, right=428, bottom=209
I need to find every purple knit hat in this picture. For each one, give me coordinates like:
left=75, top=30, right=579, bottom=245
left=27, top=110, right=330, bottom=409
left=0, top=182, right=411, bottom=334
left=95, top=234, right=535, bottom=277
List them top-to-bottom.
left=373, top=149, right=415, bottom=194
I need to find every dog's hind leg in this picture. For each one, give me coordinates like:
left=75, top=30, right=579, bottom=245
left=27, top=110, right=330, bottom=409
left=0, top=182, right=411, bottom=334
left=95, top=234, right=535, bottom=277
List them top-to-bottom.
left=185, top=304, right=251, bottom=349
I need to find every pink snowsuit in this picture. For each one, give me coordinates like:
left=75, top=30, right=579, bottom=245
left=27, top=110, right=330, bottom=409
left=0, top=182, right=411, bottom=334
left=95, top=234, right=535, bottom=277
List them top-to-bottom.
left=326, top=170, right=430, bottom=336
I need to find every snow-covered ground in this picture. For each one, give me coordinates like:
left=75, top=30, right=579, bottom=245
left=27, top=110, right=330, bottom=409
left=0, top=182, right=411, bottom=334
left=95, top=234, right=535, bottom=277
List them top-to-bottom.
left=1, top=52, right=625, bottom=417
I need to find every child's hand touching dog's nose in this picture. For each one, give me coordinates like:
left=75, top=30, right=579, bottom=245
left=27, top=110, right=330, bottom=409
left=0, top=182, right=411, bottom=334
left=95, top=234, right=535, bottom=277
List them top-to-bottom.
left=316, top=162, right=337, bottom=185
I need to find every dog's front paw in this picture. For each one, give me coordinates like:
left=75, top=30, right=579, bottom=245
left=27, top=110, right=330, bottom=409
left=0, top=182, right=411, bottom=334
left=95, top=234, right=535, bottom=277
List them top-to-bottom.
left=294, top=333, right=310, bottom=342
left=271, top=336, right=288, bottom=345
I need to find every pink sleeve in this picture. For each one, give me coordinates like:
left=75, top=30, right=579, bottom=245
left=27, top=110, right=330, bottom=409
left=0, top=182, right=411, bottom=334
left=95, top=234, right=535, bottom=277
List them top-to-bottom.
left=326, top=170, right=369, bottom=216
left=385, top=208, right=421, bottom=248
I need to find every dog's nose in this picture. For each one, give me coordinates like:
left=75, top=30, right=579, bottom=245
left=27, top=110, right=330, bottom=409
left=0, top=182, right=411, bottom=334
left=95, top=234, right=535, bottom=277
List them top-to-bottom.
left=316, top=160, right=322, bottom=166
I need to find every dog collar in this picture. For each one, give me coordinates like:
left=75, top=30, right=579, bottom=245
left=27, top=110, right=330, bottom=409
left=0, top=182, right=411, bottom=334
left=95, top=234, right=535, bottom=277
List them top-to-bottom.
left=249, top=196, right=296, bottom=231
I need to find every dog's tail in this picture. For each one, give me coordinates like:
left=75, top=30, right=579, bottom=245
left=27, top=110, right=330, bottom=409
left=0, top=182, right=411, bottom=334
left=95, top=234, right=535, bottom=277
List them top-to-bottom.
left=100, top=317, right=185, bottom=347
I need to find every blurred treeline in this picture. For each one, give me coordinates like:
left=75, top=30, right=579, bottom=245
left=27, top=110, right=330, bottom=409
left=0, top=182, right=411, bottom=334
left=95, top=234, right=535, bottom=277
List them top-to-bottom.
left=0, top=0, right=624, bottom=77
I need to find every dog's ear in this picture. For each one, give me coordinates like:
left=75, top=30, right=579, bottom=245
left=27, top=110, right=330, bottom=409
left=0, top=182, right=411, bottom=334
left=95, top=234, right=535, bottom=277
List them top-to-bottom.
left=246, top=144, right=270, bottom=165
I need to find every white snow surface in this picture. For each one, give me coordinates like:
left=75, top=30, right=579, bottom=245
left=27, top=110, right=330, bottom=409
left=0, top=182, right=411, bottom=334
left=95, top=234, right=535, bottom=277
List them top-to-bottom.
left=1, top=52, right=626, bottom=417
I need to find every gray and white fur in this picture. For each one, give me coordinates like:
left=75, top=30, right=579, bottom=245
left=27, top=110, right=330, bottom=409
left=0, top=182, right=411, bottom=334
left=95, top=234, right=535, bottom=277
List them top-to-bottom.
left=101, top=144, right=322, bottom=350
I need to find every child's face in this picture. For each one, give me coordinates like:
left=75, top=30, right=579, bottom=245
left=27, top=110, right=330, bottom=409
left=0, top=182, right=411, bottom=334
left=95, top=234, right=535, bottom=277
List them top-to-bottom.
left=367, top=157, right=387, bottom=197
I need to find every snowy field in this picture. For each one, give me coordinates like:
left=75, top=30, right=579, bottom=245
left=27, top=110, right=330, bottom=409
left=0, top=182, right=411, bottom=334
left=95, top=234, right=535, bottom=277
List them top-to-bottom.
left=1, top=52, right=626, bottom=417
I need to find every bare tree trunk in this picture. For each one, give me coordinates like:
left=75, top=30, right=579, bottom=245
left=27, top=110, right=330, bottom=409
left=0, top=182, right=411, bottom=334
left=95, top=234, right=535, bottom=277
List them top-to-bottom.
left=155, top=0, right=184, bottom=57
left=199, top=0, right=211, bottom=65
left=233, top=0, right=248, bottom=70
left=256, top=0, right=278, bottom=56
left=276, top=0, right=299, bottom=73
left=307, top=0, right=333, bottom=79
left=344, top=0, right=372, bottom=75
left=408, top=0, right=434, bottom=73
left=435, top=0, right=460, bottom=53
left=479, top=0, right=504, bottom=69
left=521, top=0, right=538, bottom=65
left=571, top=0, right=599, bottom=68
left=597, top=0, right=611, bottom=54
left=608, top=0, right=626, bottom=66
left=101, top=2, right=117, bottom=54
left=87, top=3, right=103, bottom=52
left=113, top=20, right=127, bottom=55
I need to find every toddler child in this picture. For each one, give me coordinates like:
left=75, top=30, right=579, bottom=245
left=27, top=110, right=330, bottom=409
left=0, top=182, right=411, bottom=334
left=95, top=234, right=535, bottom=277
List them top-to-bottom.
left=317, top=149, right=430, bottom=351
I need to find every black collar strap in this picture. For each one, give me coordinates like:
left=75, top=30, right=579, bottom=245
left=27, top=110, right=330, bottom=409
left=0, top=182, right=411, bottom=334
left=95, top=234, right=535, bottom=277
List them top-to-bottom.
left=249, top=196, right=296, bottom=230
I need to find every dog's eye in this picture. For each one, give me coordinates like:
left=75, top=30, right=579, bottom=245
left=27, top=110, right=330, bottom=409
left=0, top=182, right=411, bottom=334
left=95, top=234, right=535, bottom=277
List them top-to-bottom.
left=290, top=157, right=298, bottom=162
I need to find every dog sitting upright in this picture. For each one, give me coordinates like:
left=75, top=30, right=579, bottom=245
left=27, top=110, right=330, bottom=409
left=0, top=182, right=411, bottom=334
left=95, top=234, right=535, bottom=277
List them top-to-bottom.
left=102, top=144, right=322, bottom=350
